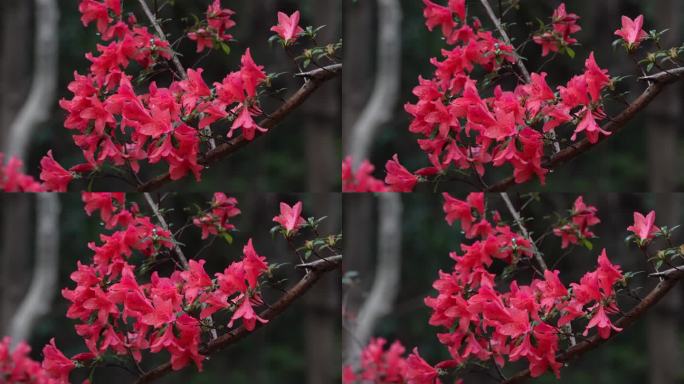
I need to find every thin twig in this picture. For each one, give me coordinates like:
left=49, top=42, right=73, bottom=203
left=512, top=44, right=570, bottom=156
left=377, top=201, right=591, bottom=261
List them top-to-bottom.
left=135, top=0, right=217, bottom=149
left=477, top=0, right=560, bottom=153
left=499, top=192, right=547, bottom=271
left=499, top=192, right=577, bottom=346
left=143, top=193, right=188, bottom=268
left=295, top=255, right=343, bottom=270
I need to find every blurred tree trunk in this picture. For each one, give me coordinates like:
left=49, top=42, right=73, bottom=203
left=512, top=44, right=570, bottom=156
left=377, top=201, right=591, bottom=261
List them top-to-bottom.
left=0, top=0, right=32, bottom=336
left=302, top=0, right=341, bottom=381
left=304, top=0, right=341, bottom=193
left=341, top=0, right=373, bottom=149
left=646, top=1, right=682, bottom=383
left=340, top=2, right=374, bottom=356
left=304, top=193, right=341, bottom=384
left=0, top=196, right=32, bottom=336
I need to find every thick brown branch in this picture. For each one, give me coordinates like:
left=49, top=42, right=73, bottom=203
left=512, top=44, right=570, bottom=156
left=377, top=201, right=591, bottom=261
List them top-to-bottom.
left=136, top=64, right=342, bottom=192
left=487, top=67, right=684, bottom=192
left=134, top=254, right=343, bottom=383
left=502, top=266, right=684, bottom=384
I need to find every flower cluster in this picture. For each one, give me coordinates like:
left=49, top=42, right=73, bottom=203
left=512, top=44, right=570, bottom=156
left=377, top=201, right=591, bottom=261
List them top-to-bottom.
left=49, top=0, right=306, bottom=190
left=188, top=0, right=237, bottom=53
left=343, top=2, right=621, bottom=192
left=532, top=4, right=582, bottom=57
left=0, top=151, right=73, bottom=192
left=0, top=154, right=44, bottom=192
left=341, top=156, right=388, bottom=192
left=193, top=192, right=241, bottom=239
left=58, top=193, right=271, bottom=378
left=345, top=194, right=629, bottom=382
left=553, top=196, right=600, bottom=248
left=0, top=337, right=73, bottom=384
left=342, top=338, right=453, bottom=384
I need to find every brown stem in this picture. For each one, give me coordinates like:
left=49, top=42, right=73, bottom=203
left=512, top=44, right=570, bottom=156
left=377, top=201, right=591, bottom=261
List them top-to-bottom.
left=135, top=0, right=220, bottom=149
left=136, top=0, right=187, bottom=80
left=477, top=0, right=560, bottom=153
left=136, top=64, right=342, bottom=192
left=487, top=67, right=684, bottom=192
left=142, top=192, right=189, bottom=268
left=499, top=193, right=547, bottom=271
left=134, top=254, right=343, bottom=383
left=502, top=267, right=684, bottom=384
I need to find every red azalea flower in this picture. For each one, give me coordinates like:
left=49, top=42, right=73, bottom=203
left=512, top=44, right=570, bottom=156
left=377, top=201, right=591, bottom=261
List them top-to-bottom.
left=271, top=11, right=304, bottom=44
left=614, top=15, right=648, bottom=49
left=40, top=150, right=73, bottom=192
left=385, top=154, right=418, bottom=192
left=342, top=156, right=389, bottom=192
left=273, top=201, right=306, bottom=234
left=627, top=210, right=659, bottom=241
left=242, top=239, right=268, bottom=287
left=228, top=295, right=268, bottom=331
left=41, top=338, right=76, bottom=382
left=405, top=348, right=440, bottom=384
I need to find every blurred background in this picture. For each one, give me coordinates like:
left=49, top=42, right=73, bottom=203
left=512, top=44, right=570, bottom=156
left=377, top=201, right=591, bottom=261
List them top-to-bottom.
left=0, top=0, right=340, bottom=192
left=343, top=0, right=684, bottom=192
left=0, top=192, right=341, bottom=384
left=343, top=193, right=684, bottom=384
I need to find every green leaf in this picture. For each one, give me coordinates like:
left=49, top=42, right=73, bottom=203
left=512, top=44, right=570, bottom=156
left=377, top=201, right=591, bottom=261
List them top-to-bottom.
left=565, top=46, right=575, bottom=59
left=221, top=232, right=233, bottom=244
left=581, top=238, right=593, bottom=250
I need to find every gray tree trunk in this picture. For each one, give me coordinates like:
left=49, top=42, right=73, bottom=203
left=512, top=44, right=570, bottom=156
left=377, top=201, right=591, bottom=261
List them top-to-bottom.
left=646, top=1, right=682, bottom=383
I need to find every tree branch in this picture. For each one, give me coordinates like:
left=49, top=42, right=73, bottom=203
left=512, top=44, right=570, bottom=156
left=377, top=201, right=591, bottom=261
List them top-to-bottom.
left=135, top=0, right=220, bottom=149
left=136, top=0, right=186, bottom=80
left=478, top=0, right=560, bottom=153
left=478, top=0, right=530, bottom=82
left=136, top=64, right=342, bottom=192
left=487, top=67, right=684, bottom=192
left=143, top=192, right=188, bottom=269
left=499, top=193, right=547, bottom=271
left=134, top=253, right=343, bottom=383
left=295, top=254, right=343, bottom=270
left=502, top=266, right=684, bottom=384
